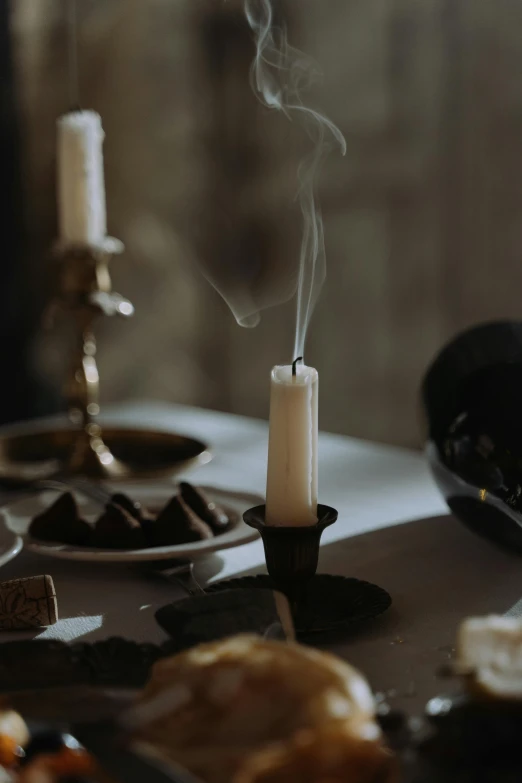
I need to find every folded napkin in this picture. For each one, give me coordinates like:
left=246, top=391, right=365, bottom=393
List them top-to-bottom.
left=505, top=597, right=522, bottom=618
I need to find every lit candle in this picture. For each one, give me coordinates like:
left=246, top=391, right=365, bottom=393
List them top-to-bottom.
left=57, top=110, right=107, bottom=245
left=265, top=359, right=318, bottom=526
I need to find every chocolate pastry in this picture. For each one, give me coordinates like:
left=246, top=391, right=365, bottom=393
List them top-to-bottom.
left=179, top=481, right=229, bottom=533
left=29, top=492, right=91, bottom=546
left=110, top=492, right=153, bottom=522
left=149, top=496, right=213, bottom=546
left=92, top=503, right=147, bottom=549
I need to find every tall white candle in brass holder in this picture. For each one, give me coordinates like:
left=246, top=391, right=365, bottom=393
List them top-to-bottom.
left=0, top=110, right=210, bottom=481
left=46, top=110, right=131, bottom=478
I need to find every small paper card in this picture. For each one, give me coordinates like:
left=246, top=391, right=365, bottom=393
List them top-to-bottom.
left=0, top=575, right=58, bottom=630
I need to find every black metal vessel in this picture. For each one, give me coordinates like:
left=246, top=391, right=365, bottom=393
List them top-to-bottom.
left=422, top=321, right=522, bottom=553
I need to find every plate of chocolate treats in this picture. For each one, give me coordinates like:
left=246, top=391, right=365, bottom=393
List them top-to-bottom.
left=1, top=482, right=261, bottom=562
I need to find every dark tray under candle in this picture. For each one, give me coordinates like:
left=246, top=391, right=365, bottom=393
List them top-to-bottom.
left=206, top=573, right=391, bottom=638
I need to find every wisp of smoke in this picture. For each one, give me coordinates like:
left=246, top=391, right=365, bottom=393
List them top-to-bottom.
left=198, top=0, right=345, bottom=358
left=245, top=0, right=345, bottom=359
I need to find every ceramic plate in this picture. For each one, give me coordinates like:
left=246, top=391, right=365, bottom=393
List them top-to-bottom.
left=2, top=485, right=261, bottom=562
left=0, top=522, right=23, bottom=569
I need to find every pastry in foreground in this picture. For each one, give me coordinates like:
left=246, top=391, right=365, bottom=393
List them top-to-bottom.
left=406, top=614, right=522, bottom=782
left=456, top=614, right=522, bottom=698
left=134, top=634, right=396, bottom=783
left=0, top=710, right=28, bottom=751
left=0, top=713, right=103, bottom=783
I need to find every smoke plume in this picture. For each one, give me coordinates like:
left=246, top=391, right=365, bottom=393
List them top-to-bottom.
left=200, top=0, right=346, bottom=359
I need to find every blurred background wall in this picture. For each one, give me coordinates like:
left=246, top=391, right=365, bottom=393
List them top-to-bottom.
left=6, top=0, right=522, bottom=447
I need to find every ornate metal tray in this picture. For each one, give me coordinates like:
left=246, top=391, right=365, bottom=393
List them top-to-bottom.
left=0, top=637, right=167, bottom=692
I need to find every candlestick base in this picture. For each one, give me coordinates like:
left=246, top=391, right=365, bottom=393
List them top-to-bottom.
left=0, top=426, right=211, bottom=482
left=243, top=504, right=338, bottom=599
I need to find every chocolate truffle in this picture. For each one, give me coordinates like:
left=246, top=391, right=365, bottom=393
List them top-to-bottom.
left=179, top=482, right=229, bottom=533
left=29, top=492, right=91, bottom=546
left=110, top=492, right=153, bottom=522
left=149, top=496, right=213, bottom=547
left=92, top=503, right=147, bottom=549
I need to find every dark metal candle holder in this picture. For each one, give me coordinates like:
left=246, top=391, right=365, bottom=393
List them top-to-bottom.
left=243, top=504, right=338, bottom=599
left=156, top=505, right=392, bottom=643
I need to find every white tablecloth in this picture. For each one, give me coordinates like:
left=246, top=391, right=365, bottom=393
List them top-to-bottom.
left=1, top=402, right=521, bottom=712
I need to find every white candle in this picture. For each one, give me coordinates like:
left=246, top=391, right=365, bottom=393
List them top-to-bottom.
left=57, top=110, right=107, bottom=245
left=265, top=363, right=318, bottom=526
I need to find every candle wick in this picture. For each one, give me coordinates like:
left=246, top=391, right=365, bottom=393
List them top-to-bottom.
left=67, top=0, right=81, bottom=111
left=292, top=356, right=303, bottom=377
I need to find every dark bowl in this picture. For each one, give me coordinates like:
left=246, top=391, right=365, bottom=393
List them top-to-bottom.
left=422, top=321, right=522, bottom=554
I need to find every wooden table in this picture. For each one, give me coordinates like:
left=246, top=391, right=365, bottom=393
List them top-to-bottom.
left=0, top=401, right=520, bottom=712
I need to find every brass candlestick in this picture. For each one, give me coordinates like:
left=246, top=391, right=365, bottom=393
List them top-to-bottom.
left=0, top=237, right=211, bottom=482
left=46, top=237, right=133, bottom=478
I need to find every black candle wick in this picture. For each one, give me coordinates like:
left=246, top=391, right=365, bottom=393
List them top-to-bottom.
left=292, top=357, right=303, bottom=376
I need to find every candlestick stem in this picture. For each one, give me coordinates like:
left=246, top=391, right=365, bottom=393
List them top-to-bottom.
left=48, top=238, right=134, bottom=478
